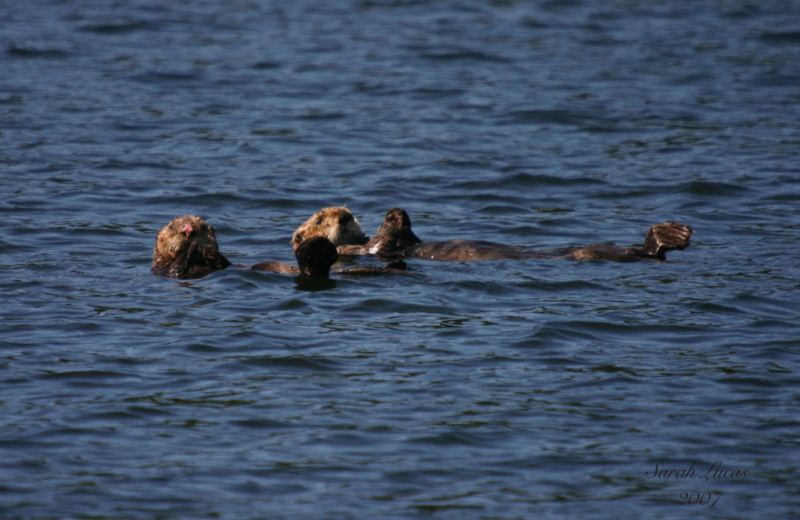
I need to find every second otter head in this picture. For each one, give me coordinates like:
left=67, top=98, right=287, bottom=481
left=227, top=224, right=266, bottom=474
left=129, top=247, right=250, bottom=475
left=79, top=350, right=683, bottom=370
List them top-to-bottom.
left=291, top=207, right=368, bottom=251
left=365, top=207, right=422, bottom=260
left=379, top=207, right=413, bottom=232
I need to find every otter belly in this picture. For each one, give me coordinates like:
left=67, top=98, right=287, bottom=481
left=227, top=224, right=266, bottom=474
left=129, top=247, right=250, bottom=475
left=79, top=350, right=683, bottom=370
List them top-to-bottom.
left=406, top=240, right=548, bottom=261
left=563, top=244, right=645, bottom=262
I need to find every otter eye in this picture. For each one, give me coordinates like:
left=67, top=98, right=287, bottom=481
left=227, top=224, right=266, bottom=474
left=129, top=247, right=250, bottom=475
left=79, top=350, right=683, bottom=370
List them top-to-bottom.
left=315, top=217, right=323, bottom=225
left=169, top=224, right=175, bottom=231
left=294, top=233, right=304, bottom=243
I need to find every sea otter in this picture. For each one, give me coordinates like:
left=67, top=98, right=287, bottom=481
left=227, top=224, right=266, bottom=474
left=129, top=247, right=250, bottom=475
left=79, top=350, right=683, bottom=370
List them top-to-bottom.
left=291, top=207, right=368, bottom=251
left=337, top=207, right=693, bottom=262
left=152, top=215, right=231, bottom=279
left=252, top=236, right=419, bottom=278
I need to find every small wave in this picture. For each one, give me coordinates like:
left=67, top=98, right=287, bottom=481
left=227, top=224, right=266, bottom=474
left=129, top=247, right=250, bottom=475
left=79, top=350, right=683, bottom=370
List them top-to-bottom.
left=79, top=21, right=159, bottom=34
left=759, top=31, right=800, bottom=44
left=6, top=46, right=72, bottom=59
left=416, top=48, right=512, bottom=63
left=251, top=60, right=282, bottom=69
left=131, top=70, right=205, bottom=84
left=749, top=71, right=800, bottom=87
left=408, top=87, right=467, bottom=99
left=502, top=108, right=586, bottom=125
left=295, top=110, right=346, bottom=121
left=95, top=158, right=180, bottom=171
left=502, top=172, right=608, bottom=188
left=680, top=180, right=752, bottom=197
left=519, top=279, right=612, bottom=292
left=234, top=355, right=339, bottom=372
left=36, top=369, right=139, bottom=387
left=717, top=375, right=784, bottom=388
left=230, top=418, right=291, bottom=429
left=409, top=430, right=500, bottom=447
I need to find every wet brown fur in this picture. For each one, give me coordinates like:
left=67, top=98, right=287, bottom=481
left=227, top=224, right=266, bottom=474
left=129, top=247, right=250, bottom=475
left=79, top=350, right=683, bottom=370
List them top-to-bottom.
left=291, top=207, right=368, bottom=251
left=341, top=207, right=693, bottom=262
left=152, top=215, right=231, bottom=279
left=253, top=236, right=419, bottom=278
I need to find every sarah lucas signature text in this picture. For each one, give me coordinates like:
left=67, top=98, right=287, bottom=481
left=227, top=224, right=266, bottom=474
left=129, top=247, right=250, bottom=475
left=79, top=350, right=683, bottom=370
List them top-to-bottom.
left=644, top=461, right=749, bottom=508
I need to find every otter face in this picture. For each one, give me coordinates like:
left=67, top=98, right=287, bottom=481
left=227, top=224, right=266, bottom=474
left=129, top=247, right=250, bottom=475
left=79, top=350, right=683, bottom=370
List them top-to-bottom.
left=291, top=207, right=367, bottom=251
left=372, top=207, right=415, bottom=240
left=382, top=207, right=412, bottom=231
left=153, top=215, right=230, bottom=278
left=155, top=215, right=219, bottom=261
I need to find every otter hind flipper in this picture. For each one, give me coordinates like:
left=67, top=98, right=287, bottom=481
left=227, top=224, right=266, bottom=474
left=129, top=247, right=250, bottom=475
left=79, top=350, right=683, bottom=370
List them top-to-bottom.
left=642, top=222, right=694, bottom=260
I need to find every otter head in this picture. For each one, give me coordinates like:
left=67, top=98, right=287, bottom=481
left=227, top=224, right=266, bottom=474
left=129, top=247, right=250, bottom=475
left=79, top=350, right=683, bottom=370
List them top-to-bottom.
left=291, top=207, right=367, bottom=251
left=366, top=207, right=422, bottom=260
left=381, top=207, right=413, bottom=232
left=153, top=215, right=230, bottom=278
left=154, top=216, right=219, bottom=261
left=294, top=236, right=339, bottom=278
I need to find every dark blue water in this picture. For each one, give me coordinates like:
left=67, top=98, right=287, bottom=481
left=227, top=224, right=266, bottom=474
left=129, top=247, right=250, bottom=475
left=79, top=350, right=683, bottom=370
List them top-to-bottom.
left=2, top=1, right=799, bottom=518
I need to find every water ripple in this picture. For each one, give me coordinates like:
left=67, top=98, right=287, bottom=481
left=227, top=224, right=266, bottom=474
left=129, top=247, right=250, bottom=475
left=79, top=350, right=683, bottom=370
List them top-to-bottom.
left=2, top=0, right=799, bottom=518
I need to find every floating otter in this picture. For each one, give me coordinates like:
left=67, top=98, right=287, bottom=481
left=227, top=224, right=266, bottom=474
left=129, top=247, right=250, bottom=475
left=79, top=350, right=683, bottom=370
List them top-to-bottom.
left=291, top=207, right=368, bottom=251
left=337, top=207, right=693, bottom=262
left=152, top=215, right=232, bottom=279
left=252, top=237, right=419, bottom=278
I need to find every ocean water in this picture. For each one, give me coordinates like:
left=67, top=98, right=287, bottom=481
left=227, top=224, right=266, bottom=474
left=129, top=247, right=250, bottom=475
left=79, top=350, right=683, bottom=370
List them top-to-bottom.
left=2, top=1, right=799, bottom=518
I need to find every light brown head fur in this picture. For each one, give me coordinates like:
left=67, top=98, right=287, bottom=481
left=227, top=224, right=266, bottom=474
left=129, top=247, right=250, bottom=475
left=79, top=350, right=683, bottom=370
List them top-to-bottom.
left=291, top=207, right=367, bottom=251
left=152, top=215, right=230, bottom=278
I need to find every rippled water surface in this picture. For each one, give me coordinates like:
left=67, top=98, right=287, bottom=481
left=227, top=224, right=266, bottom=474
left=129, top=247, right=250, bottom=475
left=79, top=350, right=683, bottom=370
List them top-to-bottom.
left=2, top=1, right=800, bottom=518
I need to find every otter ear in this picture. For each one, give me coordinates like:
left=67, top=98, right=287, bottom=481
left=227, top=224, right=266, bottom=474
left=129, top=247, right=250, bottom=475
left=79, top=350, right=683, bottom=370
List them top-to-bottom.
left=339, top=213, right=352, bottom=225
left=293, top=233, right=304, bottom=244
